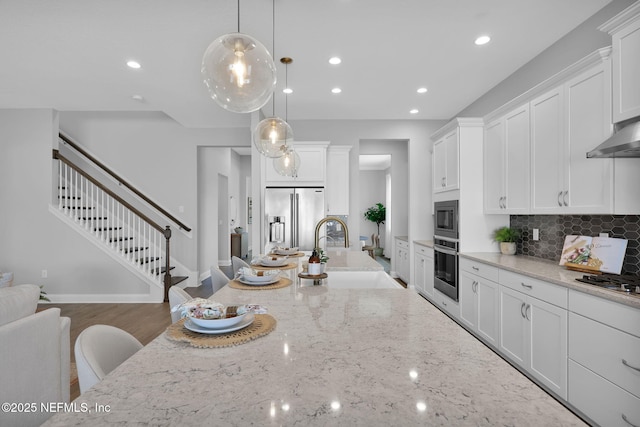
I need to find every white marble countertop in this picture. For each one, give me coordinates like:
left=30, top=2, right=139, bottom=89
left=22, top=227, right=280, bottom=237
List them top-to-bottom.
left=395, top=235, right=408, bottom=242
left=414, top=240, right=433, bottom=248
left=324, top=249, right=383, bottom=271
left=461, top=252, right=640, bottom=309
left=44, top=283, right=586, bottom=426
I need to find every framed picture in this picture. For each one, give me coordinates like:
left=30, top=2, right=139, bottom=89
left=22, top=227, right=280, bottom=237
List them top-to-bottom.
left=247, top=197, right=252, bottom=224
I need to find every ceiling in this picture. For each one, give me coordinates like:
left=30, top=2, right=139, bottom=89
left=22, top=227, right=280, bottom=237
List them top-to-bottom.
left=0, top=0, right=612, bottom=129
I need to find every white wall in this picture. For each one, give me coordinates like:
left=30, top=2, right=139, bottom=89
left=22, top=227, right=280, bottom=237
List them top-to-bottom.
left=0, top=109, right=153, bottom=301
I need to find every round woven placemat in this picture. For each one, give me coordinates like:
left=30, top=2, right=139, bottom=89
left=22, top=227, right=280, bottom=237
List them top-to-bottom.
left=268, top=251, right=305, bottom=258
left=252, top=262, right=298, bottom=271
left=228, top=277, right=292, bottom=290
left=165, top=314, right=277, bottom=348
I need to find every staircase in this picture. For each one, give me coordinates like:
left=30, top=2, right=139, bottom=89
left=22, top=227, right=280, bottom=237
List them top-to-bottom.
left=52, top=134, right=189, bottom=301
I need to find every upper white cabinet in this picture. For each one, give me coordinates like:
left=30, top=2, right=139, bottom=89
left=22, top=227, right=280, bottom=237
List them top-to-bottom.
left=600, top=2, right=640, bottom=123
left=531, top=60, right=613, bottom=214
left=484, top=104, right=530, bottom=214
left=432, top=129, right=458, bottom=193
left=264, top=142, right=329, bottom=186
left=325, top=146, right=351, bottom=215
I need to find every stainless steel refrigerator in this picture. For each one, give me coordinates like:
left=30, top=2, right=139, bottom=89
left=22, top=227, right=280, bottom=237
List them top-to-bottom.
left=264, top=187, right=325, bottom=252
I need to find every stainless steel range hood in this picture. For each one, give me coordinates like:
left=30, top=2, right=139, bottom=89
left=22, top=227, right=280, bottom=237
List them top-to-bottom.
left=587, top=120, right=640, bottom=158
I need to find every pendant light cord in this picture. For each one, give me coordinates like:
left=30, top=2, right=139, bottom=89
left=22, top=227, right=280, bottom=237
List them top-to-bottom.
left=237, top=0, right=240, bottom=33
left=272, top=0, right=276, bottom=115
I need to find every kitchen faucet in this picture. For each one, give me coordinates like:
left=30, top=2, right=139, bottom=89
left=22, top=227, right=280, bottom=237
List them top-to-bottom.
left=314, top=216, right=350, bottom=249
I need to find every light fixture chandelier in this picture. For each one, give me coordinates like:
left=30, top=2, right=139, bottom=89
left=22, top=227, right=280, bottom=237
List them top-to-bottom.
left=201, top=0, right=276, bottom=113
left=252, top=3, right=292, bottom=157
left=273, top=57, right=300, bottom=176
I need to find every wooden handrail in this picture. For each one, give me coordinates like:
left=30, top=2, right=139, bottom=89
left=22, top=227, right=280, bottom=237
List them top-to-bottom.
left=58, top=133, right=192, bottom=232
left=53, top=150, right=166, bottom=234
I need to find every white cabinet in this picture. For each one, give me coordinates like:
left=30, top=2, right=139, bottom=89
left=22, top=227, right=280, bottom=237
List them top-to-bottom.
left=600, top=2, right=640, bottom=122
left=531, top=60, right=613, bottom=214
left=484, top=104, right=530, bottom=214
left=432, top=129, right=458, bottom=193
left=264, top=142, right=328, bottom=186
left=326, top=146, right=351, bottom=215
left=395, top=238, right=409, bottom=283
left=413, top=244, right=433, bottom=298
left=459, top=259, right=500, bottom=347
left=499, top=271, right=568, bottom=399
left=433, top=289, right=459, bottom=319
left=567, top=290, right=640, bottom=426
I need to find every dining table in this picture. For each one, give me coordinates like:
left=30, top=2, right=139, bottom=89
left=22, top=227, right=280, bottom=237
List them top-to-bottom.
left=43, top=254, right=587, bottom=426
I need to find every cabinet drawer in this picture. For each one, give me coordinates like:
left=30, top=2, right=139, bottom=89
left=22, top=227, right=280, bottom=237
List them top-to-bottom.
left=396, top=239, right=409, bottom=249
left=415, top=245, right=433, bottom=258
left=459, top=258, right=499, bottom=282
left=499, top=270, right=567, bottom=308
left=434, top=289, right=460, bottom=319
left=569, top=289, right=640, bottom=338
left=569, top=312, right=640, bottom=398
left=569, top=360, right=640, bottom=427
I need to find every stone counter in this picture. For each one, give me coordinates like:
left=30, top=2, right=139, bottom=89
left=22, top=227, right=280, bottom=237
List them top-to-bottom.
left=414, top=240, right=433, bottom=248
left=324, top=249, right=383, bottom=271
left=460, top=252, right=640, bottom=309
left=44, top=283, right=586, bottom=426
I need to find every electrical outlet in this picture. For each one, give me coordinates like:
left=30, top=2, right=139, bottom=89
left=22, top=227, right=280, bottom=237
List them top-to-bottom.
left=532, top=229, right=540, bottom=241
left=599, top=232, right=609, bottom=237
left=41, top=269, right=48, bottom=278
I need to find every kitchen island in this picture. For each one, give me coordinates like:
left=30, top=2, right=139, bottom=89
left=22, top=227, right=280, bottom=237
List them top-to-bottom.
left=44, top=273, right=586, bottom=426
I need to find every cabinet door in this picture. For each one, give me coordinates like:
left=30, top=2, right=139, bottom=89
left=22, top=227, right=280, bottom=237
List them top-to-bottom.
left=612, top=13, right=640, bottom=122
left=564, top=62, right=613, bottom=214
left=531, top=87, right=564, bottom=213
left=504, top=104, right=530, bottom=213
left=483, top=118, right=505, bottom=214
left=443, top=130, right=459, bottom=191
left=433, top=138, right=446, bottom=192
left=265, top=146, right=326, bottom=184
left=326, top=147, right=350, bottom=215
left=414, top=253, right=425, bottom=293
left=424, top=254, right=434, bottom=298
left=458, top=271, right=477, bottom=330
left=476, top=278, right=499, bottom=347
left=499, top=285, right=528, bottom=368
left=529, top=296, right=568, bottom=399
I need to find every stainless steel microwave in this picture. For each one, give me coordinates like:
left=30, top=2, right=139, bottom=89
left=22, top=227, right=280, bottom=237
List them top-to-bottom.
left=434, top=200, right=459, bottom=240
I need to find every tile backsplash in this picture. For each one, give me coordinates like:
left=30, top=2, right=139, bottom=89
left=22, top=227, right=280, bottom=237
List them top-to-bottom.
left=510, top=215, right=640, bottom=275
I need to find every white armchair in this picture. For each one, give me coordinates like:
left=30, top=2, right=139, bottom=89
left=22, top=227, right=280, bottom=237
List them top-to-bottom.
left=0, top=284, right=70, bottom=427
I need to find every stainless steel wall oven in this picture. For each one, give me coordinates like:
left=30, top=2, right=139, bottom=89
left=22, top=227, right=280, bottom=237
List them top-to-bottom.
left=433, top=236, right=459, bottom=301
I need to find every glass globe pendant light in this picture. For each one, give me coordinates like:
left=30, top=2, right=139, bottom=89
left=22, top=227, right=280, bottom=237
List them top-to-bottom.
left=201, top=0, right=276, bottom=113
left=253, top=117, right=293, bottom=157
left=273, top=145, right=301, bottom=177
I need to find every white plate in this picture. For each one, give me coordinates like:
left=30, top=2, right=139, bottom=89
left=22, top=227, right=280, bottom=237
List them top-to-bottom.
left=274, top=248, right=298, bottom=255
left=260, top=258, right=288, bottom=267
left=238, top=276, right=279, bottom=286
left=184, top=312, right=255, bottom=334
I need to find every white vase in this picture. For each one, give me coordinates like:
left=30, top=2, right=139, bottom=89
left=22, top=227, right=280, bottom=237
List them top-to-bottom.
left=500, top=242, right=516, bottom=255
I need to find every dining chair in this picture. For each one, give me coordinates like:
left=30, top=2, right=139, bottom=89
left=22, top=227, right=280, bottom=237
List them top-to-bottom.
left=231, top=256, right=251, bottom=276
left=210, top=266, right=231, bottom=295
left=168, top=285, right=192, bottom=323
left=74, top=325, right=143, bottom=394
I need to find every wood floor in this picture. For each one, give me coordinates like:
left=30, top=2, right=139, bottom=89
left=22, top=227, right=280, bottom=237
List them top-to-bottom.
left=39, top=302, right=172, bottom=401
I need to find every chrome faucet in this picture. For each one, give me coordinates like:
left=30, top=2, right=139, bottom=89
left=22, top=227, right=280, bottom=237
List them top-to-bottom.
left=314, top=216, right=350, bottom=249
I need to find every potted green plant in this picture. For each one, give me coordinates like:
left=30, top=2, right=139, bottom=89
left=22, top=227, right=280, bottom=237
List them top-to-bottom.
left=364, top=203, right=386, bottom=256
left=493, top=226, right=520, bottom=255
left=318, top=249, right=329, bottom=273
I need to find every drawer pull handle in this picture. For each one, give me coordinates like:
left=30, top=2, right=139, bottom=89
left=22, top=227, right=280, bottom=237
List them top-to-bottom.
left=472, top=266, right=479, bottom=271
left=521, top=282, right=532, bottom=289
left=441, top=300, right=447, bottom=307
left=520, top=302, right=526, bottom=318
left=525, top=304, right=531, bottom=321
left=622, top=359, right=640, bottom=373
left=622, top=413, right=639, bottom=427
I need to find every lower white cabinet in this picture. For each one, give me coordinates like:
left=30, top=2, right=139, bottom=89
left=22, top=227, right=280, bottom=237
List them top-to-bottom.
left=395, top=239, right=409, bottom=283
left=413, top=244, right=433, bottom=298
left=459, top=270, right=499, bottom=348
left=499, top=284, right=568, bottom=399
left=434, top=289, right=459, bottom=320
left=568, top=290, right=640, bottom=426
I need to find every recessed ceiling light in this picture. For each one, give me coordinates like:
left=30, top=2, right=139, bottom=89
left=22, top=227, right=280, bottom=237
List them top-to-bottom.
left=475, top=35, right=491, bottom=46
left=329, top=57, right=341, bottom=65
left=126, top=60, right=141, bottom=69
left=417, top=87, right=428, bottom=94
left=283, top=88, right=293, bottom=94
left=331, top=88, right=342, bottom=94
left=131, top=95, right=145, bottom=102
left=410, top=109, right=419, bottom=114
